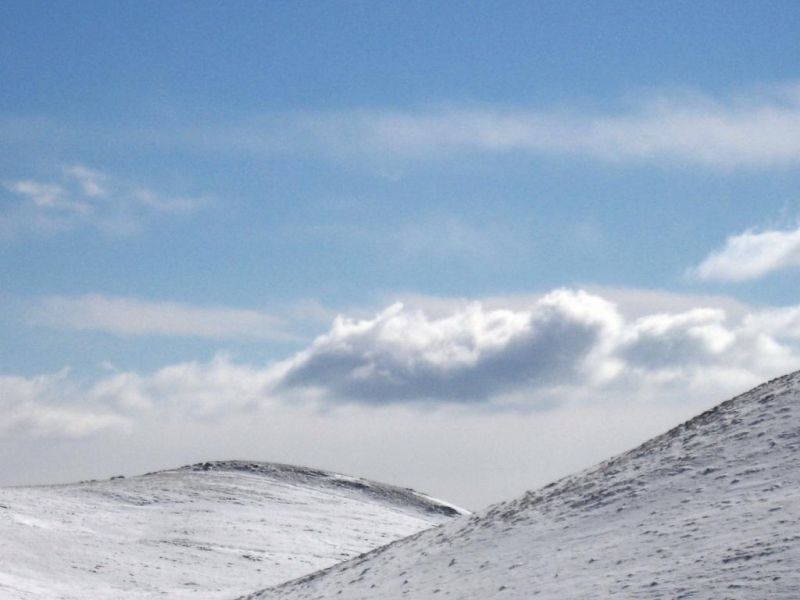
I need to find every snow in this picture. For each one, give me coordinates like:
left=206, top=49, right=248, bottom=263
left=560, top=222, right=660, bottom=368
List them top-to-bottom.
left=248, top=370, right=800, bottom=599
left=0, top=460, right=466, bottom=599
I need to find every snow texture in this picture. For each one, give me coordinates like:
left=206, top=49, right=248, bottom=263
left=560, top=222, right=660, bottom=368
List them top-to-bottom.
left=247, top=370, right=800, bottom=599
left=0, top=460, right=466, bottom=599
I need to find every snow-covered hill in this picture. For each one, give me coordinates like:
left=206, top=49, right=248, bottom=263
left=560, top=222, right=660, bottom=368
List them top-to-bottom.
left=249, top=370, right=800, bottom=599
left=0, top=460, right=466, bottom=600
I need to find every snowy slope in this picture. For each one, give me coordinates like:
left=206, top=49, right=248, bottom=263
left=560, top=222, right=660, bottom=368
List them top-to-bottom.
left=249, top=370, right=800, bottom=599
left=0, top=460, right=466, bottom=600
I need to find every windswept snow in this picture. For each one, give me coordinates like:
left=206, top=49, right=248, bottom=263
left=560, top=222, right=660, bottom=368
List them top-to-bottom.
left=248, top=370, right=800, bottom=599
left=0, top=460, right=466, bottom=600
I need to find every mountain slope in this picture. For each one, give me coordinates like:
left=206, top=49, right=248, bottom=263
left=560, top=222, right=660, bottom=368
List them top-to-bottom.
left=249, top=370, right=800, bottom=599
left=0, top=460, right=466, bottom=600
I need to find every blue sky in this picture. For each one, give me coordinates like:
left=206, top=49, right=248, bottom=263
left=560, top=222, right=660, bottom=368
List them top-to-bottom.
left=2, top=1, right=800, bottom=507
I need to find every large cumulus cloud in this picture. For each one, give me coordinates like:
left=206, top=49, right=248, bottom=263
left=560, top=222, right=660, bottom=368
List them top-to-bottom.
left=277, top=290, right=800, bottom=406
left=279, top=291, right=622, bottom=403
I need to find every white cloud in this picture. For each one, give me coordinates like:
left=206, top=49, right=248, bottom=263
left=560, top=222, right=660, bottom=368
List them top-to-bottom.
left=2, top=165, right=205, bottom=236
left=691, top=225, right=800, bottom=282
left=279, top=291, right=622, bottom=403
left=32, top=294, right=294, bottom=341
left=742, top=305, right=800, bottom=339
left=619, top=309, right=735, bottom=368
left=89, top=354, right=282, bottom=419
left=0, top=355, right=282, bottom=442
left=149, top=355, right=282, bottom=417
left=0, top=371, right=129, bottom=440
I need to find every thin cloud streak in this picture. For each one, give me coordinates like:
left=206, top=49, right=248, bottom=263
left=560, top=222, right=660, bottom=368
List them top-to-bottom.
left=194, top=83, right=800, bottom=169
left=32, top=295, right=298, bottom=341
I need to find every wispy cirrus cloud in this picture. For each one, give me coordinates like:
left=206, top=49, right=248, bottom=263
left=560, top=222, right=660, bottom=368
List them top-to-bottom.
left=1, top=165, right=206, bottom=237
left=63, top=165, right=107, bottom=198
left=5, top=180, right=88, bottom=213
left=690, top=224, right=800, bottom=282
left=31, top=294, right=297, bottom=341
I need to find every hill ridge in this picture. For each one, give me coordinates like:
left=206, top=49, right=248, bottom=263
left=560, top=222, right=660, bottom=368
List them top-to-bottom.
left=0, top=459, right=465, bottom=599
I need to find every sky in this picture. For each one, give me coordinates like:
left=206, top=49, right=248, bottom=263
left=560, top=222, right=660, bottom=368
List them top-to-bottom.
left=2, top=1, right=800, bottom=509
